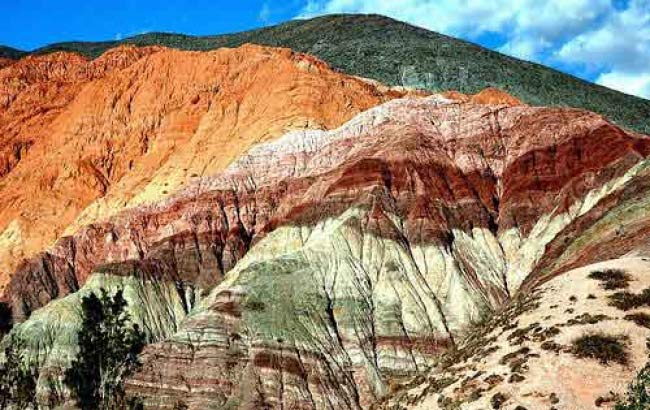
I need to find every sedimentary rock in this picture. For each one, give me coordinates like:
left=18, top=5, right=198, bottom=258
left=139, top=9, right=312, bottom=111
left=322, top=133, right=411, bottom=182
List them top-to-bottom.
left=3, top=35, right=650, bottom=410
left=0, top=43, right=408, bottom=292
left=0, top=58, right=14, bottom=69
left=8, top=90, right=650, bottom=408
left=119, top=96, right=650, bottom=409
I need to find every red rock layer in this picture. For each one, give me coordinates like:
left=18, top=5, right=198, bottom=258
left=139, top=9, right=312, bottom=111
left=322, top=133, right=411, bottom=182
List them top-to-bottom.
left=442, top=87, right=523, bottom=106
left=6, top=96, right=649, bottom=323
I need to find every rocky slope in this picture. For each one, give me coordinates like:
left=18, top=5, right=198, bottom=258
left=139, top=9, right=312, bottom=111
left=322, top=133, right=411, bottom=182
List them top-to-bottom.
left=0, top=43, right=409, bottom=293
left=0, top=58, right=13, bottom=69
left=6, top=85, right=650, bottom=409
left=122, top=96, right=650, bottom=410
left=378, top=257, right=650, bottom=410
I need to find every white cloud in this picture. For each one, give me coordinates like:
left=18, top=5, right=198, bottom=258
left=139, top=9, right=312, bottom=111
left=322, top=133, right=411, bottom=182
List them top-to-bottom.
left=297, top=0, right=650, bottom=99
left=557, top=0, right=650, bottom=73
left=499, top=37, right=549, bottom=61
left=598, top=71, right=650, bottom=98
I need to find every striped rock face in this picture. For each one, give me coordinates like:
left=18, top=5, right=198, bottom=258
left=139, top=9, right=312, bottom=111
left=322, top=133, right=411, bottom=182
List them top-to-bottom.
left=0, top=44, right=408, bottom=293
left=8, top=90, right=650, bottom=409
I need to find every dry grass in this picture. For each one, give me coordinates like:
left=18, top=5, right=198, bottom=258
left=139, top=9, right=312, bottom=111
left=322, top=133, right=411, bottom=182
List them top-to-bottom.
left=609, top=288, right=650, bottom=311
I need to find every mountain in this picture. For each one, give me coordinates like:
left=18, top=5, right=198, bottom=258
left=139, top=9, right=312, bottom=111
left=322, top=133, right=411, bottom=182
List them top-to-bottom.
left=4, top=14, right=649, bottom=135
left=2, top=15, right=650, bottom=410
left=0, top=45, right=25, bottom=60
left=0, top=46, right=24, bottom=69
left=5, top=67, right=650, bottom=408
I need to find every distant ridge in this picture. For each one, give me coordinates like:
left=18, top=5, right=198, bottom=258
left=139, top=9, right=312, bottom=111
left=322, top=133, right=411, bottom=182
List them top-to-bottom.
left=3, top=14, right=649, bottom=134
left=0, top=45, right=26, bottom=59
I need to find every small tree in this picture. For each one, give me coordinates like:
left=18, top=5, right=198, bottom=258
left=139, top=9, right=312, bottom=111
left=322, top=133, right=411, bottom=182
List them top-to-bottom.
left=65, top=289, right=145, bottom=410
left=0, top=334, right=38, bottom=410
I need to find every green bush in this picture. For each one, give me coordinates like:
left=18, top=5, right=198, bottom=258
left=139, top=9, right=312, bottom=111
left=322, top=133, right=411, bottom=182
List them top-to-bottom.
left=588, top=269, right=631, bottom=290
left=609, top=289, right=650, bottom=311
left=0, top=302, right=11, bottom=337
left=625, top=313, right=650, bottom=329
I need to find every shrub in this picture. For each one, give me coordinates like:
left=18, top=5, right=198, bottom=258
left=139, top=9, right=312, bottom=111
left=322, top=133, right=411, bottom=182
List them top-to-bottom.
left=588, top=269, right=631, bottom=290
left=609, top=289, right=650, bottom=311
left=0, top=302, right=11, bottom=337
left=625, top=313, right=650, bottom=329
left=571, top=333, right=629, bottom=365
left=0, top=334, right=38, bottom=410
left=491, top=392, right=507, bottom=409
left=173, top=400, right=189, bottom=410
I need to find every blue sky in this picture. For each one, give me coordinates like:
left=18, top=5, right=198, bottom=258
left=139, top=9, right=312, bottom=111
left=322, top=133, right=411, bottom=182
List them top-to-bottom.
left=2, top=0, right=649, bottom=99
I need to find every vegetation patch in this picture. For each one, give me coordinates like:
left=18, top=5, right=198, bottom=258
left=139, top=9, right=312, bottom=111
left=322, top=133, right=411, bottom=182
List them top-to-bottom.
left=589, top=269, right=632, bottom=290
left=65, top=288, right=146, bottom=410
left=609, top=288, right=650, bottom=311
left=0, top=302, right=11, bottom=336
left=624, top=312, right=650, bottom=329
left=565, top=313, right=611, bottom=326
left=507, top=323, right=560, bottom=344
left=571, top=333, right=629, bottom=365
left=0, top=334, right=39, bottom=409
left=540, top=340, right=564, bottom=353
left=499, top=347, right=537, bottom=373
left=508, top=373, right=525, bottom=383
left=483, top=374, right=504, bottom=387
left=490, top=392, right=507, bottom=409
left=595, top=392, right=619, bottom=407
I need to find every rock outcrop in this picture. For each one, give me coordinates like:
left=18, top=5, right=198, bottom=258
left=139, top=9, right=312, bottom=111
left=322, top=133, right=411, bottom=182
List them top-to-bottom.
left=0, top=43, right=409, bottom=293
left=0, top=58, right=14, bottom=69
left=7, top=88, right=650, bottom=409
left=120, top=96, right=650, bottom=410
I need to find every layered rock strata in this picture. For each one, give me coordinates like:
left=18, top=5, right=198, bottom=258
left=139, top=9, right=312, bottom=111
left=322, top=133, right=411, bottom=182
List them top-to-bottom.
left=0, top=43, right=408, bottom=292
left=8, top=92, right=650, bottom=408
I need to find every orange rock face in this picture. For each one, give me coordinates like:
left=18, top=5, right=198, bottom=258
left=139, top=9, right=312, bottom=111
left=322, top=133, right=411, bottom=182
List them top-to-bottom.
left=0, top=44, right=410, bottom=293
left=0, top=58, right=14, bottom=69
left=441, top=87, right=523, bottom=106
